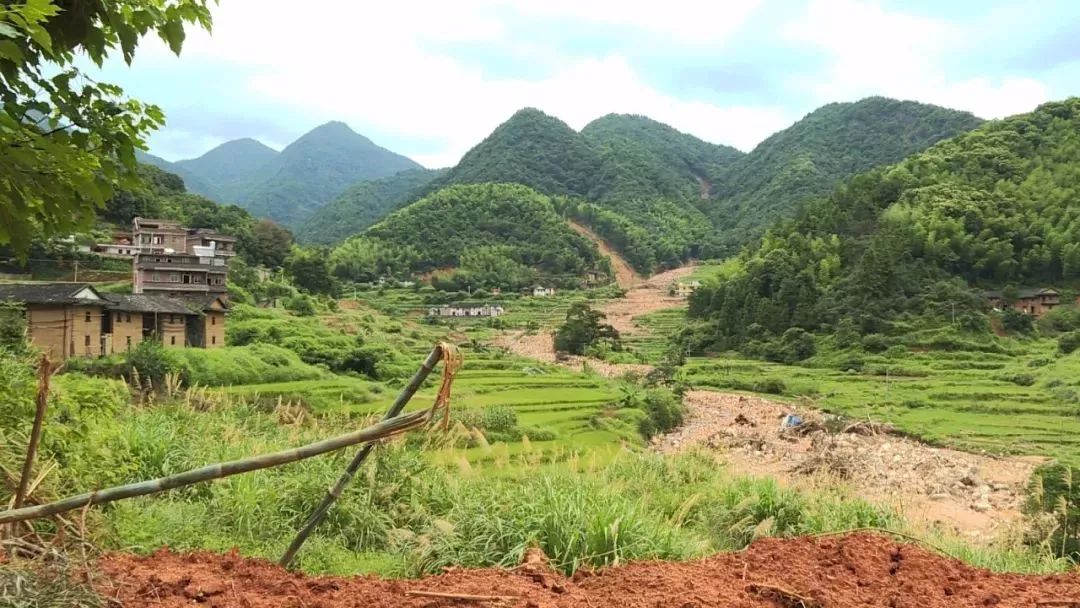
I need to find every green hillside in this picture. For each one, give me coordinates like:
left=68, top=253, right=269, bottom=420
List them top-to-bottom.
left=686, top=97, right=1080, bottom=352
left=705, top=97, right=984, bottom=251
left=428, top=108, right=598, bottom=197
left=582, top=113, right=743, bottom=202
left=241, top=121, right=423, bottom=228
left=174, top=138, right=280, bottom=203
left=134, top=151, right=217, bottom=199
left=296, top=168, right=444, bottom=245
left=330, top=183, right=605, bottom=287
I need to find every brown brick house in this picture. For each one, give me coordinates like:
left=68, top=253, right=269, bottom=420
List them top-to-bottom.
left=0, top=283, right=109, bottom=361
left=0, top=283, right=229, bottom=358
left=985, top=288, right=1071, bottom=318
left=102, top=294, right=204, bottom=352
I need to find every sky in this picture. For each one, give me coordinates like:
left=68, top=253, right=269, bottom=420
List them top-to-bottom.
left=94, top=0, right=1080, bottom=168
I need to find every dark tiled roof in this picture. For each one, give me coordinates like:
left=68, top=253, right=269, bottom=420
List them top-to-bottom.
left=0, top=283, right=103, bottom=305
left=985, top=288, right=1060, bottom=299
left=103, top=294, right=195, bottom=315
left=178, top=294, right=230, bottom=312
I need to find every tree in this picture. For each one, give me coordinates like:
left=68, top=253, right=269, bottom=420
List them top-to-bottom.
left=0, top=0, right=213, bottom=254
left=248, top=219, right=294, bottom=268
left=285, top=246, right=336, bottom=296
left=553, top=302, right=620, bottom=355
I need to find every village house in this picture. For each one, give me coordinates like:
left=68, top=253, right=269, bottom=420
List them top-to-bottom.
left=673, top=280, right=702, bottom=297
left=0, top=283, right=229, bottom=359
left=0, top=283, right=109, bottom=361
left=530, top=285, right=556, bottom=297
left=985, top=288, right=1074, bottom=318
left=428, top=305, right=505, bottom=318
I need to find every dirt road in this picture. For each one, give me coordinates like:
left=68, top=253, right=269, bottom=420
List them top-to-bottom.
left=493, top=254, right=696, bottom=377
left=657, top=390, right=1044, bottom=539
left=100, top=533, right=1080, bottom=607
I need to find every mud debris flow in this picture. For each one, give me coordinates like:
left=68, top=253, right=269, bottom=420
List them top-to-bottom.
left=657, top=391, right=1044, bottom=538
left=98, top=533, right=1080, bottom=607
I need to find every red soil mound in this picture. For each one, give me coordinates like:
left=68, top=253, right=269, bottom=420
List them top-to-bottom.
left=98, top=533, right=1080, bottom=607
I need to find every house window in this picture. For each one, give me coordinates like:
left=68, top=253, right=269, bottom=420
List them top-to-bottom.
left=152, top=272, right=161, bottom=282
left=169, top=273, right=179, bottom=283
left=182, top=274, right=191, bottom=284
left=84, top=310, right=91, bottom=323
left=125, top=312, right=131, bottom=323
left=211, top=315, right=216, bottom=325
left=84, top=335, right=90, bottom=348
left=211, top=335, right=216, bottom=345
left=126, top=336, right=132, bottom=348
left=170, top=336, right=176, bottom=345
left=69, top=341, right=75, bottom=356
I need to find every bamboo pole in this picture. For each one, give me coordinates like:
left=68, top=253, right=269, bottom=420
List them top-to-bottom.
left=278, top=345, right=444, bottom=567
left=14, top=355, right=51, bottom=511
left=0, top=408, right=432, bottom=526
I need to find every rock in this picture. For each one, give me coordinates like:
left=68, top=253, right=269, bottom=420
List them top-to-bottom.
left=960, top=474, right=979, bottom=487
left=930, top=493, right=952, bottom=502
left=972, top=501, right=992, bottom=513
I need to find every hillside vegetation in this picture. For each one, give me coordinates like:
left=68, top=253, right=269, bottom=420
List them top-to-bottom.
left=685, top=97, right=1080, bottom=354
left=704, top=97, right=984, bottom=251
left=174, top=138, right=280, bottom=202
left=297, top=168, right=445, bottom=244
left=330, top=183, right=605, bottom=288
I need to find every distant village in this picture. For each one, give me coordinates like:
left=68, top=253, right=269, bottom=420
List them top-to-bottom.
left=0, top=218, right=233, bottom=361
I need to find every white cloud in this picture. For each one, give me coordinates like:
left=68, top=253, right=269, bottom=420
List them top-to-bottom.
left=135, top=0, right=781, bottom=166
left=782, top=0, right=1050, bottom=118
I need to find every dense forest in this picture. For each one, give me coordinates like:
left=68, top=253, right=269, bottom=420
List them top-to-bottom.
left=703, top=97, right=984, bottom=252
left=685, top=98, right=1080, bottom=356
left=296, top=168, right=445, bottom=245
left=329, top=183, right=606, bottom=288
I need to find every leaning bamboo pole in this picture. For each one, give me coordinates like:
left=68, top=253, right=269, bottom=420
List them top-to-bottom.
left=278, top=343, right=459, bottom=567
left=13, top=355, right=51, bottom=510
left=0, top=408, right=432, bottom=526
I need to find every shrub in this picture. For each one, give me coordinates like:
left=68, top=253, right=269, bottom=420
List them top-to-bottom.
left=1001, top=308, right=1035, bottom=334
left=1058, top=331, right=1080, bottom=355
left=861, top=334, right=889, bottom=353
left=753, top=378, right=786, bottom=395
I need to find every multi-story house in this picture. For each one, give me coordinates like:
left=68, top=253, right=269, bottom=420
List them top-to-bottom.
left=131, top=218, right=232, bottom=298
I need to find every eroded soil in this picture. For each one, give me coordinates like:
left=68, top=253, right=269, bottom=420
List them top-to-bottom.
left=657, top=390, right=1046, bottom=539
left=98, top=533, right=1080, bottom=607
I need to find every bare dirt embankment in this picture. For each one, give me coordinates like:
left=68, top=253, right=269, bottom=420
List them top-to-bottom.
left=567, top=220, right=640, bottom=290
left=493, top=244, right=696, bottom=378
left=658, top=391, right=1046, bottom=540
left=99, top=533, right=1080, bottom=607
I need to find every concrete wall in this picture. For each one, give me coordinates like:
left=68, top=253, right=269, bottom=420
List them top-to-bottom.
left=110, top=310, right=143, bottom=353
left=204, top=311, right=225, bottom=348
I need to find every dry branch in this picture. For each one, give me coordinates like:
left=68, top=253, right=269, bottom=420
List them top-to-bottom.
left=14, top=355, right=52, bottom=509
left=405, top=590, right=520, bottom=602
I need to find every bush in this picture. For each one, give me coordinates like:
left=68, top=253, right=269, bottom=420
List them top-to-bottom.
left=1001, top=308, right=1035, bottom=334
left=1058, top=331, right=1080, bottom=355
left=860, top=334, right=889, bottom=353
left=753, top=378, right=786, bottom=395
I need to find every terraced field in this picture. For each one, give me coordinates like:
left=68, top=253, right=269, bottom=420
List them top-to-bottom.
left=680, top=340, right=1080, bottom=463
left=215, top=352, right=628, bottom=455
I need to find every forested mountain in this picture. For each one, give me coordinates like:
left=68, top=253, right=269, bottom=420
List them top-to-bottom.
left=705, top=97, right=984, bottom=250
left=686, top=98, right=1080, bottom=354
left=428, top=108, right=598, bottom=197
left=581, top=114, right=743, bottom=202
left=240, top=121, right=423, bottom=228
left=174, top=138, right=280, bottom=202
left=134, top=151, right=217, bottom=198
left=297, top=168, right=445, bottom=245
left=328, top=183, right=605, bottom=287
